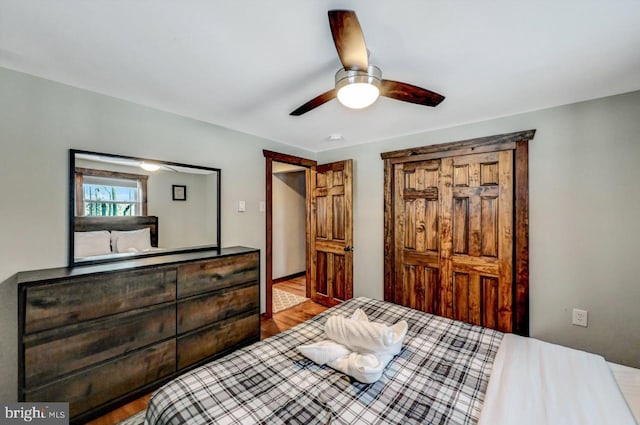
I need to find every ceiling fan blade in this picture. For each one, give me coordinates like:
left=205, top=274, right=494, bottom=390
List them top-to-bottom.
left=328, top=10, right=368, bottom=71
left=380, top=80, right=445, bottom=107
left=290, top=89, right=337, bottom=116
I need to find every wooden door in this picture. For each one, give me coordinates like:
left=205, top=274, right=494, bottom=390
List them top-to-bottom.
left=383, top=130, right=534, bottom=335
left=392, top=151, right=514, bottom=332
left=441, top=151, right=513, bottom=332
left=393, top=159, right=442, bottom=314
left=310, top=160, right=353, bottom=306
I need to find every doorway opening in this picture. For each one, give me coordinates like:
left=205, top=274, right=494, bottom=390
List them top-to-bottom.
left=264, top=150, right=355, bottom=318
left=263, top=151, right=315, bottom=318
left=271, top=161, right=308, bottom=313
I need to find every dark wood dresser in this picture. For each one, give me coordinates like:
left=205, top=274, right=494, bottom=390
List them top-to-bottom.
left=17, top=247, right=260, bottom=424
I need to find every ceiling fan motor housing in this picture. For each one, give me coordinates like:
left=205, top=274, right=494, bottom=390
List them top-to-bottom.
left=335, top=65, right=382, bottom=90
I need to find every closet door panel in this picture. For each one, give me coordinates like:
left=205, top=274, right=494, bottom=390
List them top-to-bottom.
left=447, top=151, right=513, bottom=332
left=394, top=160, right=442, bottom=312
left=480, top=196, right=498, bottom=257
left=452, top=197, right=469, bottom=255
left=400, top=264, right=439, bottom=313
left=400, top=264, right=417, bottom=308
left=453, top=272, right=471, bottom=323
left=483, top=277, right=500, bottom=329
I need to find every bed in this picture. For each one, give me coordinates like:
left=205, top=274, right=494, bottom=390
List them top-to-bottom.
left=73, top=216, right=160, bottom=259
left=145, top=297, right=638, bottom=425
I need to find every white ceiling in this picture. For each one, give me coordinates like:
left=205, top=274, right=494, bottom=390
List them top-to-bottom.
left=2, top=1, right=640, bottom=152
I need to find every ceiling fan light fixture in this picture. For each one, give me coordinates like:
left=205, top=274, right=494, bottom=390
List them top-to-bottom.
left=289, top=11, right=444, bottom=116
left=335, top=65, right=382, bottom=109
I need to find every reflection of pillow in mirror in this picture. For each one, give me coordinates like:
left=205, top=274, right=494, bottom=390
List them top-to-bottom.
left=110, top=228, right=148, bottom=250
left=113, top=228, right=151, bottom=253
left=75, top=231, right=111, bottom=258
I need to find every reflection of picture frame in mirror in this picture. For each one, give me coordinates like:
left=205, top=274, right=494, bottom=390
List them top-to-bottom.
left=172, top=184, right=187, bottom=201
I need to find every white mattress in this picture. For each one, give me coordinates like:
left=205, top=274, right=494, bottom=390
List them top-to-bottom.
left=479, top=334, right=637, bottom=425
left=610, top=362, right=640, bottom=423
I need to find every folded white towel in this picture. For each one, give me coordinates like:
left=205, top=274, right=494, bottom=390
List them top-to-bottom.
left=297, top=308, right=408, bottom=384
left=350, top=308, right=368, bottom=322
left=325, top=313, right=408, bottom=357
left=297, top=340, right=350, bottom=365
left=298, top=341, right=386, bottom=383
left=329, top=352, right=384, bottom=384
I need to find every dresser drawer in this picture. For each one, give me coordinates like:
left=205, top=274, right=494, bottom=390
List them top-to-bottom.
left=177, top=252, right=258, bottom=298
left=24, top=268, right=177, bottom=334
left=178, top=283, right=259, bottom=334
left=24, top=303, right=176, bottom=389
left=177, top=312, right=259, bottom=369
left=25, top=339, right=176, bottom=418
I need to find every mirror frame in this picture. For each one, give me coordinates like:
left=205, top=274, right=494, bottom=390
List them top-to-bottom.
left=69, top=149, right=221, bottom=267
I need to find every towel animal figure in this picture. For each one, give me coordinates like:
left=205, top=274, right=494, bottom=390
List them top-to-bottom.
left=298, top=308, right=408, bottom=383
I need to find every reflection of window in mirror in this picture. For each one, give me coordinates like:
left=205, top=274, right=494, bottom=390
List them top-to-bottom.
left=75, top=167, right=148, bottom=216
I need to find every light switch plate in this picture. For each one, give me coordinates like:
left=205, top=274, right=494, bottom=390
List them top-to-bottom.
left=238, top=200, right=246, bottom=212
left=259, top=201, right=266, bottom=212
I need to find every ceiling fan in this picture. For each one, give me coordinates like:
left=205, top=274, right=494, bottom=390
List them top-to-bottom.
left=290, top=10, right=445, bottom=116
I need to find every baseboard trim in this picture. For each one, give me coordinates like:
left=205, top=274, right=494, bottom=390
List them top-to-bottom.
left=273, top=271, right=305, bottom=284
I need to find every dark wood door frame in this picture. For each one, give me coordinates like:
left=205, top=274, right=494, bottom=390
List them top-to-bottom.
left=380, top=129, right=535, bottom=335
left=263, top=150, right=316, bottom=318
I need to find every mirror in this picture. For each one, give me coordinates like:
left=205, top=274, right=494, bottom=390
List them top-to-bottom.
left=69, top=149, right=220, bottom=266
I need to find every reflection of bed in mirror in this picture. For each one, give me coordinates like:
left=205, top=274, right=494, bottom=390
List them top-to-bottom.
left=74, top=216, right=161, bottom=261
left=75, top=216, right=159, bottom=246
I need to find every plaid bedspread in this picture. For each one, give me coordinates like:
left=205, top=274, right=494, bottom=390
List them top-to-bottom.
left=145, top=297, right=503, bottom=425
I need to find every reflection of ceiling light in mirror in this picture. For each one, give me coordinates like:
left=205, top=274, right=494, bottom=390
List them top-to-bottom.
left=140, top=162, right=160, bottom=171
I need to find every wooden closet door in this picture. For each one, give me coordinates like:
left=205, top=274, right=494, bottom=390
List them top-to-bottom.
left=383, top=129, right=534, bottom=335
left=393, top=151, right=513, bottom=332
left=441, top=151, right=513, bottom=332
left=393, top=159, right=442, bottom=314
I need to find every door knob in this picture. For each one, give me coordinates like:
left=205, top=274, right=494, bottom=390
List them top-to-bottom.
left=344, top=246, right=355, bottom=252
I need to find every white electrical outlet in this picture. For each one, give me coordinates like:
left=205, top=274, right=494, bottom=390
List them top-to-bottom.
left=238, top=200, right=246, bottom=212
left=572, top=308, right=588, bottom=327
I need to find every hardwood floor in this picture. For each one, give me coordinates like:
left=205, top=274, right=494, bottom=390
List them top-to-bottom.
left=273, top=275, right=306, bottom=297
left=87, top=300, right=327, bottom=425
left=261, top=300, right=327, bottom=338
left=85, top=394, right=151, bottom=425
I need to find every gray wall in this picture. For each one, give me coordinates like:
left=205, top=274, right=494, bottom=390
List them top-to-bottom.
left=2, top=64, right=639, bottom=403
left=0, top=67, right=314, bottom=402
left=318, top=90, right=640, bottom=369
left=146, top=170, right=214, bottom=248
left=272, top=170, right=306, bottom=279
